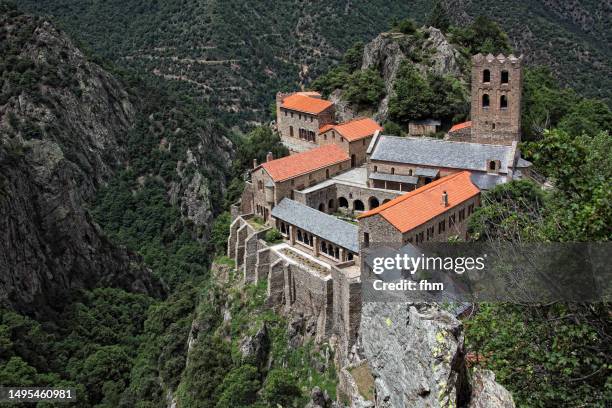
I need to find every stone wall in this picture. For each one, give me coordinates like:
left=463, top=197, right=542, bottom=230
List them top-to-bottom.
left=470, top=54, right=523, bottom=146
left=277, top=105, right=335, bottom=153
left=318, top=130, right=373, bottom=167
left=251, top=160, right=351, bottom=222
left=294, top=181, right=400, bottom=215
left=358, top=195, right=481, bottom=246
left=228, top=214, right=362, bottom=358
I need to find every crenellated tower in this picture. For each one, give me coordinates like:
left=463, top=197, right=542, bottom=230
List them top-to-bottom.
left=470, top=53, right=523, bottom=145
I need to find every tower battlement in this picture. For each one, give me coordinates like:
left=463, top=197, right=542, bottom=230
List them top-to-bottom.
left=470, top=53, right=523, bottom=145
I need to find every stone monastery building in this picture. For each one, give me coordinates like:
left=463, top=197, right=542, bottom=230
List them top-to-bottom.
left=229, top=53, right=532, bottom=361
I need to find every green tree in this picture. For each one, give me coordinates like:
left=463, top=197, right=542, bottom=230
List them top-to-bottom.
left=427, top=1, right=451, bottom=32
left=452, top=16, right=511, bottom=55
left=393, top=18, right=417, bottom=35
left=342, top=41, right=364, bottom=72
left=389, top=62, right=433, bottom=122
left=310, top=66, right=350, bottom=97
left=344, top=69, right=385, bottom=108
left=382, top=121, right=403, bottom=136
left=233, top=126, right=289, bottom=176
left=215, top=365, right=261, bottom=408
left=261, top=368, right=302, bottom=407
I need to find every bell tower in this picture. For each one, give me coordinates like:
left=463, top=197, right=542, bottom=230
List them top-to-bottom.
left=470, top=53, right=523, bottom=145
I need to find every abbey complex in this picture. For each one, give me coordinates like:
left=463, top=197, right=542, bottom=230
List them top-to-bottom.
left=229, top=53, right=532, bottom=369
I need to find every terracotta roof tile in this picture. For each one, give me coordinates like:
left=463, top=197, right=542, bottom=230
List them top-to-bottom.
left=280, top=93, right=333, bottom=114
left=319, top=118, right=382, bottom=142
left=449, top=121, right=472, bottom=132
left=261, top=145, right=349, bottom=182
left=358, top=171, right=480, bottom=232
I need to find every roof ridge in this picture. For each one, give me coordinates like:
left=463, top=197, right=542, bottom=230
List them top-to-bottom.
left=379, top=134, right=507, bottom=149
left=358, top=171, right=468, bottom=219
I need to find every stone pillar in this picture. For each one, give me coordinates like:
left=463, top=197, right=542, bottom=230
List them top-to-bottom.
left=289, top=225, right=297, bottom=245
left=313, top=236, right=320, bottom=257
left=339, top=247, right=346, bottom=262
left=267, top=259, right=285, bottom=306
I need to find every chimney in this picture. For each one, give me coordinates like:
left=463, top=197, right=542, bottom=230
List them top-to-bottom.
left=266, top=151, right=274, bottom=162
left=253, top=158, right=258, bottom=169
left=441, top=191, right=448, bottom=207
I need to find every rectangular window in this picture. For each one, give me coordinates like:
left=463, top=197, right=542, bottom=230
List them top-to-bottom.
left=468, top=204, right=475, bottom=215
left=459, top=208, right=465, bottom=222
left=449, top=214, right=456, bottom=227
left=438, top=220, right=446, bottom=234
left=363, top=232, right=370, bottom=247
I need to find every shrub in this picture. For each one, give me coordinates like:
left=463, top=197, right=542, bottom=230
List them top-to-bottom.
left=264, top=228, right=283, bottom=244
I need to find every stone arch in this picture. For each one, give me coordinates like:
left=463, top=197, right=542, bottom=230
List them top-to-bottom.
left=483, top=69, right=490, bottom=83
left=501, top=70, right=509, bottom=84
left=482, top=94, right=490, bottom=108
left=500, top=95, right=508, bottom=109
left=351, top=154, right=356, bottom=167
left=338, top=197, right=349, bottom=208
left=368, top=197, right=380, bottom=209
left=382, top=199, right=391, bottom=204
left=353, top=200, right=365, bottom=211
left=318, top=202, right=325, bottom=212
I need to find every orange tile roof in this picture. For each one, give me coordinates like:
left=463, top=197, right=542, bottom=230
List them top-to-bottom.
left=280, top=93, right=333, bottom=114
left=319, top=118, right=382, bottom=142
left=449, top=121, right=472, bottom=133
left=261, top=145, right=349, bottom=182
left=358, top=171, right=480, bottom=232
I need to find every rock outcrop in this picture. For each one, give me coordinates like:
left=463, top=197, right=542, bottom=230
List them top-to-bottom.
left=0, top=12, right=166, bottom=314
left=360, top=28, right=464, bottom=122
left=339, top=303, right=515, bottom=408
left=468, top=369, right=515, bottom=408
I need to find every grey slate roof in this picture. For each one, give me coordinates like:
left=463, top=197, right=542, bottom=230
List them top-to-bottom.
left=370, top=135, right=515, bottom=173
left=415, top=167, right=440, bottom=178
left=369, top=172, right=418, bottom=185
left=470, top=172, right=508, bottom=190
left=271, top=199, right=359, bottom=253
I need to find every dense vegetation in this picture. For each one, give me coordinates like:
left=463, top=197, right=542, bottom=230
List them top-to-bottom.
left=18, top=0, right=610, bottom=127
left=464, top=70, right=611, bottom=406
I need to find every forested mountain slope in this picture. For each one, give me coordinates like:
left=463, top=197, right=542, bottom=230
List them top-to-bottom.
left=20, top=0, right=611, bottom=125
left=0, top=7, right=164, bottom=314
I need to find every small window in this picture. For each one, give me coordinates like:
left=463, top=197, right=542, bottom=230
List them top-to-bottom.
left=483, top=69, right=490, bottom=83
left=501, top=70, right=509, bottom=84
left=482, top=94, right=490, bottom=108
left=500, top=95, right=508, bottom=109
left=284, top=110, right=287, bottom=116
left=492, top=123, right=496, bottom=130
left=289, top=126, right=294, bottom=137
left=324, top=134, right=327, bottom=140
left=489, top=161, right=497, bottom=171
left=374, top=166, right=378, bottom=172
left=391, top=167, right=395, bottom=175
left=325, top=169, right=330, bottom=178
left=258, top=180, right=263, bottom=191
left=363, top=232, right=370, bottom=248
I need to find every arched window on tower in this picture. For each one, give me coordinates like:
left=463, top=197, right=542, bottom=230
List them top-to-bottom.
left=483, top=69, right=490, bottom=83
left=501, top=70, right=509, bottom=84
left=482, top=94, right=490, bottom=109
left=500, top=95, right=508, bottom=110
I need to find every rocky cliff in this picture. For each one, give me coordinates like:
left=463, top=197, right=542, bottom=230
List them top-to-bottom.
left=0, top=10, right=164, bottom=314
left=330, top=27, right=468, bottom=124
left=339, top=303, right=515, bottom=408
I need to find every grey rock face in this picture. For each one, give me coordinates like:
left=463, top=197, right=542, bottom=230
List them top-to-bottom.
left=0, top=15, right=164, bottom=314
left=359, top=28, right=464, bottom=122
left=352, top=303, right=516, bottom=408
left=358, top=303, right=470, bottom=408
left=239, top=322, right=270, bottom=369
left=468, top=369, right=515, bottom=408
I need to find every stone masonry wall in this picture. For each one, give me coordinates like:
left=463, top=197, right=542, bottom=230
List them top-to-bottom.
left=470, top=54, right=523, bottom=146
